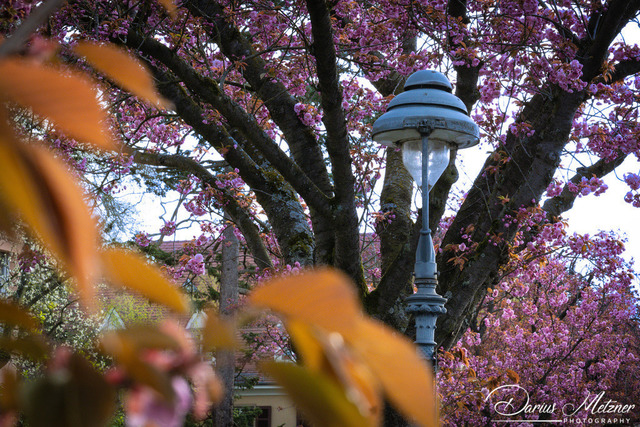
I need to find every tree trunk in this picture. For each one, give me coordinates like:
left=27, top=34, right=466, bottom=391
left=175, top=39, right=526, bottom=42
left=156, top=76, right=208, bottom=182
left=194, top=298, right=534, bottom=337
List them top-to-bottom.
left=215, top=216, right=239, bottom=427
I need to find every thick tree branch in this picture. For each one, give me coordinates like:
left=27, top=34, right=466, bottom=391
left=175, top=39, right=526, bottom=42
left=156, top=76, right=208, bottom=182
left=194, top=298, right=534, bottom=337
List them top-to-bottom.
left=0, top=0, right=66, bottom=58
left=181, top=0, right=339, bottom=270
left=182, top=0, right=334, bottom=198
left=305, top=0, right=365, bottom=293
left=305, top=0, right=352, bottom=203
left=368, top=0, right=473, bottom=337
left=433, top=0, right=640, bottom=351
left=448, top=0, right=482, bottom=112
left=580, top=0, right=640, bottom=80
left=362, top=2, right=472, bottom=322
left=124, top=30, right=333, bottom=219
left=363, top=33, right=420, bottom=320
left=603, top=58, right=640, bottom=84
left=148, top=68, right=267, bottom=190
left=150, top=69, right=315, bottom=266
left=436, top=86, right=586, bottom=348
left=366, top=148, right=414, bottom=326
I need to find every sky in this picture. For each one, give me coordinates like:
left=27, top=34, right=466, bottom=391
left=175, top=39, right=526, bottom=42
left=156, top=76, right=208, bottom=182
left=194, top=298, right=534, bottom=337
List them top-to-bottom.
left=563, top=159, right=639, bottom=265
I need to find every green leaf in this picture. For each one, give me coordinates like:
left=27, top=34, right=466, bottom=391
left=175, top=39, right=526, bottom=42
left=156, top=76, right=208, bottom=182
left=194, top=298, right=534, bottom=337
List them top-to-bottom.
left=260, top=361, right=374, bottom=427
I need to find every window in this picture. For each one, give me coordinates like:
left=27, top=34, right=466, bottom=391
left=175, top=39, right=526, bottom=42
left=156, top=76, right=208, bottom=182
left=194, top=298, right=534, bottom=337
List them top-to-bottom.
left=0, top=251, right=10, bottom=296
left=0, top=252, right=9, bottom=280
left=100, top=308, right=125, bottom=331
left=235, top=406, right=271, bottom=427
left=254, top=406, right=271, bottom=427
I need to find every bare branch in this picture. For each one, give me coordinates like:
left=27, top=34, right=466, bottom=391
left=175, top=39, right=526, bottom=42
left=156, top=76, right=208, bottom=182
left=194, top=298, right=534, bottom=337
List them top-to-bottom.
left=182, top=0, right=334, bottom=198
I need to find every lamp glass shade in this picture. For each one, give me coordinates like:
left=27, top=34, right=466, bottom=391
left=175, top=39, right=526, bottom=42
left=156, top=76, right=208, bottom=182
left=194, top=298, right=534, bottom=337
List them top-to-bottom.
left=402, top=139, right=450, bottom=189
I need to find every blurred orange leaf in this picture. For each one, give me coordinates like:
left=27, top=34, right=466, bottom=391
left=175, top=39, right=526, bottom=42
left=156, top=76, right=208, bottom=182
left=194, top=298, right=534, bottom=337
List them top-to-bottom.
left=156, top=0, right=177, bottom=16
left=73, top=42, right=169, bottom=109
left=0, top=58, right=115, bottom=150
left=0, top=131, right=53, bottom=254
left=0, top=132, right=99, bottom=307
left=23, top=143, right=100, bottom=307
left=0, top=203, right=18, bottom=240
left=101, top=248, right=190, bottom=314
left=252, top=268, right=437, bottom=426
left=249, top=269, right=361, bottom=335
left=0, top=300, right=39, bottom=331
left=202, top=310, right=240, bottom=351
left=344, top=319, right=437, bottom=427
left=286, top=320, right=324, bottom=370
left=287, top=320, right=381, bottom=422
left=112, top=325, right=181, bottom=350
left=322, top=332, right=382, bottom=422
left=0, top=335, right=48, bottom=360
left=23, top=353, right=117, bottom=427
left=260, top=361, right=373, bottom=427
left=0, top=364, right=19, bottom=410
left=506, top=368, right=520, bottom=383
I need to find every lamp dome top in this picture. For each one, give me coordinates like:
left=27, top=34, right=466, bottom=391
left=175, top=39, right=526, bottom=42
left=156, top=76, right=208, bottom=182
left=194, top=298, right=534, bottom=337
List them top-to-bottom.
left=372, top=69, right=479, bottom=149
left=404, top=70, right=452, bottom=92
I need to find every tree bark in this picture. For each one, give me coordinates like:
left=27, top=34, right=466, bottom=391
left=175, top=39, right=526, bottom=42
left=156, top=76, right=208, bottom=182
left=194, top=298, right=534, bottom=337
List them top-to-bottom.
left=215, top=215, right=239, bottom=427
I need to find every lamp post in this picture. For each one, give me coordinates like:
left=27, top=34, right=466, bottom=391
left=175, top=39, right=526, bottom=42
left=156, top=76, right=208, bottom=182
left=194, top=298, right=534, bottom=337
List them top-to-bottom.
left=372, top=70, right=479, bottom=369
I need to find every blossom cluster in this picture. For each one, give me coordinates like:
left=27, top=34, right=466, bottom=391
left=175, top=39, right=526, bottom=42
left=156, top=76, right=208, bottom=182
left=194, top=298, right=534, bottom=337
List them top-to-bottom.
left=293, top=102, right=323, bottom=129
left=624, top=173, right=640, bottom=208
left=567, top=176, right=608, bottom=197
left=439, top=224, right=640, bottom=426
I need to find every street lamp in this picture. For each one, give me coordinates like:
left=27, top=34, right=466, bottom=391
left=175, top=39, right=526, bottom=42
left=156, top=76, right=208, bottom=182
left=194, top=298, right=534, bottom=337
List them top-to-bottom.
left=372, top=70, right=479, bottom=369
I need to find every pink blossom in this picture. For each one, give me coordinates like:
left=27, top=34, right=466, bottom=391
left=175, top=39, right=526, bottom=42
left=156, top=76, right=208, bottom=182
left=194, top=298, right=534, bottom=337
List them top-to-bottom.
left=624, top=172, right=640, bottom=191
left=160, top=221, right=177, bottom=236
left=134, top=232, right=151, bottom=247
left=186, top=253, right=205, bottom=276
left=126, top=377, right=192, bottom=427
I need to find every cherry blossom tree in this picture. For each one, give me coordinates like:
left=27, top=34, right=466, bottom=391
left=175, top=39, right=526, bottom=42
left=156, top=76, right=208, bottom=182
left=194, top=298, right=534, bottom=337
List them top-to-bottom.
left=3, top=0, right=640, bottom=425
left=37, top=0, right=639, bottom=347
left=438, top=222, right=640, bottom=424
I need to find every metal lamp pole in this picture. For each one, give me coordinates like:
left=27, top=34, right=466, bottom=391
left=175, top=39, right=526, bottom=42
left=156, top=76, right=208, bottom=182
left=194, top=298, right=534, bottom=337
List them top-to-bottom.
left=371, top=70, right=479, bottom=370
left=405, top=132, right=448, bottom=369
